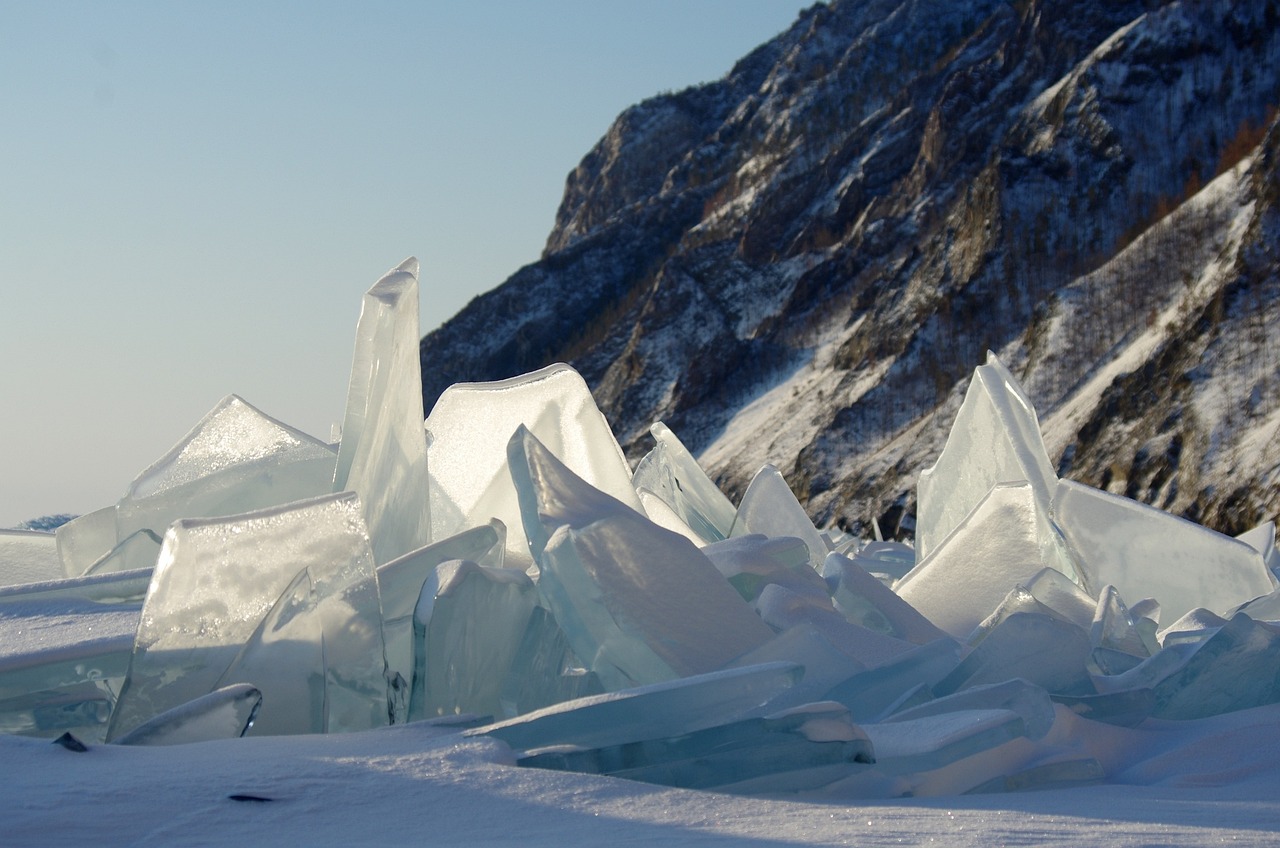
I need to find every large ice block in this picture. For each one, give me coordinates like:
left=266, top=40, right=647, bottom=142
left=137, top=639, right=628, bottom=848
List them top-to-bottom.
left=333, top=259, right=431, bottom=565
left=916, top=353, right=1063, bottom=566
left=426, top=363, right=641, bottom=567
left=116, top=395, right=336, bottom=544
left=631, top=421, right=738, bottom=544
left=729, top=465, right=829, bottom=571
left=1054, top=479, right=1274, bottom=626
left=896, top=483, right=1064, bottom=639
left=106, top=491, right=389, bottom=741
left=55, top=506, right=118, bottom=578
left=376, top=521, right=505, bottom=687
left=1237, top=521, right=1280, bottom=576
left=0, top=530, right=63, bottom=588
left=824, top=552, right=948, bottom=645
left=412, top=560, right=537, bottom=720
left=0, top=568, right=150, bottom=606
left=754, top=583, right=916, bottom=668
left=0, top=598, right=139, bottom=704
left=935, top=612, right=1094, bottom=697
left=1150, top=612, right=1280, bottom=719
left=726, top=625, right=867, bottom=714
left=469, top=661, right=802, bottom=754
left=113, top=683, right=261, bottom=746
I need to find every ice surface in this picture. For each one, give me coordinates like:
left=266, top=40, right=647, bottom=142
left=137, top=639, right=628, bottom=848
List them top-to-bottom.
left=333, top=259, right=431, bottom=565
left=915, top=353, right=1064, bottom=567
left=426, top=363, right=640, bottom=567
left=116, top=395, right=337, bottom=545
left=631, top=421, right=738, bottom=544
left=510, top=427, right=773, bottom=689
left=729, top=464, right=829, bottom=571
left=1054, top=479, right=1274, bottom=626
left=896, top=483, right=1064, bottom=639
left=106, top=491, right=388, bottom=741
left=55, top=506, right=118, bottom=578
left=1237, top=520, right=1280, bottom=575
left=376, top=521, right=505, bottom=688
left=83, top=529, right=161, bottom=577
left=0, top=530, right=63, bottom=588
left=703, top=533, right=828, bottom=602
left=825, top=551, right=948, bottom=644
left=412, top=560, right=537, bottom=720
left=0, top=568, right=150, bottom=606
left=754, top=583, right=917, bottom=668
left=1091, top=584, right=1149, bottom=658
left=497, top=605, right=602, bottom=719
left=936, top=612, right=1094, bottom=696
left=1149, top=612, right=1280, bottom=719
left=726, top=625, right=866, bottom=714
left=823, top=638, right=963, bottom=721
left=470, top=661, right=802, bottom=754
left=884, top=678, right=1058, bottom=740
left=113, top=683, right=261, bottom=746
left=862, top=708, right=1028, bottom=775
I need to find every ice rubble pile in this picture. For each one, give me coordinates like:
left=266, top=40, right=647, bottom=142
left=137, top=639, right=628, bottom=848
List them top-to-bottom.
left=4, top=259, right=1280, bottom=798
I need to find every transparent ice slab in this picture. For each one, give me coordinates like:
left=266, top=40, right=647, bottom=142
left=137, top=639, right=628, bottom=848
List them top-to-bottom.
left=333, top=259, right=431, bottom=565
left=916, top=353, right=1062, bottom=565
left=426, top=363, right=641, bottom=566
left=116, top=395, right=337, bottom=545
left=630, top=421, right=737, bottom=544
left=510, top=427, right=773, bottom=689
left=729, top=465, right=829, bottom=571
left=1054, top=479, right=1274, bottom=627
left=897, top=482, right=1069, bottom=639
left=634, top=489, right=704, bottom=544
left=106, top=491, right=388, bottom=741
left=55, top=506, right=118, bottom=578
left=376, top=520, right=505, bottom=688
left=1236, top=521, right=1280, bottom=576
left=0, top=529, right=63, bottom=588
left=83, top=529, right=161, bottom=578
left=703, top=534, right=828, bottom=603
left=840, top=541, right=917, bottom=584
left=824, top=552, right=947, bottom=645
left=412, top=560, right=537, bottom=721
left=0, top=568, right=151, bottom=606
left=754, top=583, right=916, bottom=669
left=1091, top=585, right=1149, bottom=658
left=0, top=598, right=139, bottom=703
left=498, top=605, right=602, bottom=719
left=935, top=612, right=1094, bottom=697
left=1150, top=612, right=1280, bottom=719
left=725, top=624, right=866, bottom=715
left=822, top=638, right=963, bottom=721
left=468, top=661, right=802, bottom=754
left=883, top=678, right=1057, bottom=740
left=0, top=680, right=115, bottom=741
left=113, top=683, right=261, bottom=746
left=1051, top=688, right=1155, bottom=727
left=518, top=701, right=873, bottom=793
left=863, top=708, right=1028, bottom=775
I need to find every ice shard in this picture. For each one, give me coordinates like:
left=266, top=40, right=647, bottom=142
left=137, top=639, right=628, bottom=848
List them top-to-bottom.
left=333, top=258, right=430, bottom=565
left=915, top=353, right=1066, bottom=570
left=426, top=363, right=640, bottom=568
left=116, top=395, right=336, bottom=544
left=631, top=421, right=737, bottom=544
left=729, top=465, right=829, bottom=571
left=1054, top=479, right=1274, bottom=626
left=896, top=483, right=1064, bottom=639
left=106, top=491, right=388, bottom=741
left=55, top=506, right=118, bottom=578
left=1237, top=520, right=1280, bottom=576
left=376, top=521, right=505, bottom=688
left=83, top=529, right=161, bottom=577
left=0, top=530, right=63, bottom=588
left=703, top=534, right=828, bottom=603
left=824, top=552, right=948, bottom=645
left=412, top=560, right=537, bottom=720
left=0, top=568, right=150, bottom=606
left=754, top=583, right=916, bottom=668
left=1091, top=585, right=1148, bottom=658
left=0, top=598, right=138, bottom=706
left=497, top=605, right=602, bottom=719
left=935, top=612, right=1094, bottom=697
left=1149, top=612, right=1280, bottom=719
left=726, top=625, right=866, bottom=714
left=822, top=638, right=963, bottom=721
left=469, top=661, right=802, bottom=754
left=884, top=678, right=1058, bottom=740
left=112, top=683, right=261, bottom=746
left=862, top=709, right=1028, bottom=776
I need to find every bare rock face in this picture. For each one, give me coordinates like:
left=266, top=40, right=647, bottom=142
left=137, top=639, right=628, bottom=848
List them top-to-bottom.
left=422, top=0, right=1280, bottom=538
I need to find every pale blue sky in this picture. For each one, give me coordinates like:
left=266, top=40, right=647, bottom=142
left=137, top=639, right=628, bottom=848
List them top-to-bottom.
left=0, top=1, right=815, bottom=526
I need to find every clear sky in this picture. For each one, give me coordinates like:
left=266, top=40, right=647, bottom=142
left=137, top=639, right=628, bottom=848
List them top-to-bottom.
left=0, top=1, right=816, bottom=528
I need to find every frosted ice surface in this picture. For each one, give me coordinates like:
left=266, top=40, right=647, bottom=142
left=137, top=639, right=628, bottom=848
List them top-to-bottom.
left=333, top=260, right=430, bottom=565
left=916, top=353, right=1063, bottom=566
left=426, top=364, right=640, bottom=567
left=116, top=395, right=336, bottom=544
left=631, top=421, right=737, bottom=543
left=729, top=465, right=829, bottom=571
left=1054, top=479, right=1274, bottom=627
left=897, top=483, right=1062, bottom=639
left=106, top=491, right=388, bottom=741
left=55, top=506, right=118, bottom=578
left=376, top=521, right=504, bottom=687
left=1236, top=521, right=1280, bottom=576
left=83, top=529, right=161, bottom=577
left=0, top=530, right=63, bottom=588
left=703, top=534, right=828, bottom=602
left=825, top=552, right=948, bottom=645
left=413, top=560, right=536, bottom=720
left=755, top=583, right=916, bottom=668
left=969, top=585, right=1075, bottom=647
left=0, top=598, right=139, bottom=702
left=498, top=605, right=602, bottom=719
left=935, top=612, right=1093, bottom=696
left=823, top=638, right=963, bottom=721
left=469, top=661, right=802, bottom=754
left=884, top=679, right=1057, bottom=740
left=113, top=683, right=261, bottom=746
left=519, top=701, right=873, bottom=793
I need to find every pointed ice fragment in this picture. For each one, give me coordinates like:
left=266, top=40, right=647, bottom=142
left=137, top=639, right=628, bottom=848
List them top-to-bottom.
left=334, top=260, right=430, bottom=565
left=426, top=364, right=640, bottom=567
left=116, top=395, right=336, bottom=544
left=631, top=421, right=737, bottom=543
left=729, top=465, right=829, bottom=571
left=1054, top=479, right=1273, bottom=626
left=107, top=491, right=388, bottom=741
left=55, top=506, right=118, bottom=578
left=1236, top=521, right=1280, bottom=576
left=83, top=529, right=161, bottom=577
left=703, top=534, right=828, bottom=603
left=825, top=552, right=948, bottom=645
left=754, top=583, right=916, bottom=668
left=1091, top=585, right=1148, bottom=658
left=935, top=612, right=1093, bottom=697
left=822, top=638, right=963, bottom=721
left=113, top=684, right=261, bottom=746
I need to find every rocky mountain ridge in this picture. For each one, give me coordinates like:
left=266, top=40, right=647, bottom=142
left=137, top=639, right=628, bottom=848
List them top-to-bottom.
left=420, top=0, right=1280, bottom=538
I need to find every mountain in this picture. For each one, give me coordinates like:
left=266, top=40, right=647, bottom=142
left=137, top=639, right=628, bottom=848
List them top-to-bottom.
left=420, top=0, right=1280, bottom=539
